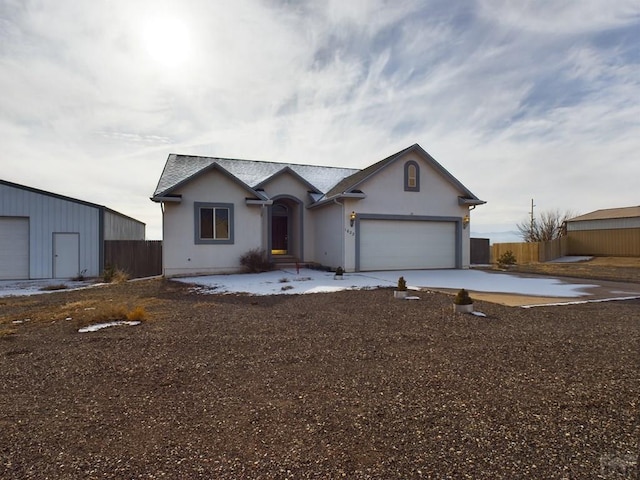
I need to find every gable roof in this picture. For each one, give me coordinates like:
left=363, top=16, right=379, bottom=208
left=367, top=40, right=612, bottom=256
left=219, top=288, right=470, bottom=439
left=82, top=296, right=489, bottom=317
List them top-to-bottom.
left=323, top=143, right=485, bottom=205
left=151, top=144, right=485, bottom=207
left=152, top=154, right=358, bottom=200
left=567, top=206, right=640, bottom=222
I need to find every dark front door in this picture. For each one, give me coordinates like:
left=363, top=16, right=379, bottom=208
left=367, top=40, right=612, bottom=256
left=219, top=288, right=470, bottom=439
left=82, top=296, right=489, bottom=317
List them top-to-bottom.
left=271, top=211, right=288, bottom=254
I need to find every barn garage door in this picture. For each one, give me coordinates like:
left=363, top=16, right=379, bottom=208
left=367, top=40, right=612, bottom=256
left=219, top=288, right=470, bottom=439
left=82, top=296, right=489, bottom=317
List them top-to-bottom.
left=0, top=217, right=29, bottom=280
left=359, top=219, right=456, bottom=271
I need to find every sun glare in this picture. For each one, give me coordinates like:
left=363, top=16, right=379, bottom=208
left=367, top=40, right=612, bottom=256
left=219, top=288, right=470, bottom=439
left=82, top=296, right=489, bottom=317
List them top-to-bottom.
left=141, top=17, right=191, bottom=68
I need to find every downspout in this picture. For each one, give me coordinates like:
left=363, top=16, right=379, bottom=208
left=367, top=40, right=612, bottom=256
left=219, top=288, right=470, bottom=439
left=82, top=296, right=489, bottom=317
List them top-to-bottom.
left=333, top=198, right=345, bottom=270
left=160, top=202, right=166, bottom=277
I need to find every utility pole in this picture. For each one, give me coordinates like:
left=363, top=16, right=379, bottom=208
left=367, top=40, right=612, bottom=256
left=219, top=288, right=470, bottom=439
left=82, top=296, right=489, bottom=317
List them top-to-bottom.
left=529, top=198, right=536, bottom=239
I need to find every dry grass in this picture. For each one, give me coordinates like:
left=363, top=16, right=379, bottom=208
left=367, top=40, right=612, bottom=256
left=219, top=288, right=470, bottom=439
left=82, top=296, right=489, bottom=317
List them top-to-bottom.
left=507, top=256, right=640, bottom=283
left=587, top=256, right=640, bottom=267
left=102, top=266, right=130, bottom=284
left=126, top=306, right=147, bottom=321
left=0, top=327, right=17, bottom=338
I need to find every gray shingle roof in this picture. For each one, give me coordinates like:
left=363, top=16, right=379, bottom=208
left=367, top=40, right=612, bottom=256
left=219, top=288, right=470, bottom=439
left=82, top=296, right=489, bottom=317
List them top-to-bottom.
left=151, top=144, right=485, bottom=206
left=152, top=155, right=359, bottom=198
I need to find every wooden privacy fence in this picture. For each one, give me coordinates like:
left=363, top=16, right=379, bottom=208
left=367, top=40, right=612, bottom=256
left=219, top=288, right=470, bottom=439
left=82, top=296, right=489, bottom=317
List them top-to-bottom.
left=491, top=237, right=568, bottom=264
left=104, top=240, right=162, bottom=278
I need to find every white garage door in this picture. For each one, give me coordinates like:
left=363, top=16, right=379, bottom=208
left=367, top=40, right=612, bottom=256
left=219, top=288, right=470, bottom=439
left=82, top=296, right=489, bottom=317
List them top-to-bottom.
left=0, top=217, right=29, bottom=280
left=359, top=219, right=456, bottom=271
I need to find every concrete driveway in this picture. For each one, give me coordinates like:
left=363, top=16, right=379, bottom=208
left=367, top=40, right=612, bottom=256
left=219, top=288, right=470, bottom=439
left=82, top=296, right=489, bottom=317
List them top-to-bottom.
left=174, top=268, right=640, bottom=307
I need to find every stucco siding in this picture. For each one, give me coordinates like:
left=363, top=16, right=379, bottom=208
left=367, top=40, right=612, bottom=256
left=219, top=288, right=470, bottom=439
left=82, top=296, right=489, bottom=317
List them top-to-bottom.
left=354, top=152, right=467, bottom=217
left=343, top=154, right=472, bottom=269
left=162, top=169, right=264, bottom=276
left=311, top=202, right=344, bottom=269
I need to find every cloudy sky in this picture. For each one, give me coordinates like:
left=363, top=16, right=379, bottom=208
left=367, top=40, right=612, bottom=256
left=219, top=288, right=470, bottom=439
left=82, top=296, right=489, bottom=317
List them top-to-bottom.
left=1, top=0, right=638, bottom=241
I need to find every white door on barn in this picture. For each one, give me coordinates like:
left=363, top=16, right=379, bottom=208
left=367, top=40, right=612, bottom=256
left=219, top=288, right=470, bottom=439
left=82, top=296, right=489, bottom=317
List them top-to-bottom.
left=0, top=217, right=29, bottom=280
left=359, top=219, right=457, bottom=271
left=53, top=233, right=80, bottom=279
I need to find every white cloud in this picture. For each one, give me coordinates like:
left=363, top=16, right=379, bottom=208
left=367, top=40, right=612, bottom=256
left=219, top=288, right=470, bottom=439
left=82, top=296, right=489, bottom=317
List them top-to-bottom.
left=0, top=0, right=638, bottom=241
left=477, top=0, right=640, bottom=34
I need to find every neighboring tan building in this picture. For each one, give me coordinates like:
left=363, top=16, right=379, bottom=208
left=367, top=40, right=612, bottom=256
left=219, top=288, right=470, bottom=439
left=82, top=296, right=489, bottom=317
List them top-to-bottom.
left=566, top=206, right=640, bottom=256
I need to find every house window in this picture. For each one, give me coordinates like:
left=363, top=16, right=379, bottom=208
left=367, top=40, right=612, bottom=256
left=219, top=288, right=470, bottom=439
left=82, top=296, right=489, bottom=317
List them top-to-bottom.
left=404, top=161, right=420, bottom=191
left=194, top=202, right=234, bottom=244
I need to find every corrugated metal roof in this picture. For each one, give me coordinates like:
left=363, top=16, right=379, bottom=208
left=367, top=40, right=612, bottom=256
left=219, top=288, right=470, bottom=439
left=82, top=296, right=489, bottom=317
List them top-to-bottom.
left=1, top=179, right=144, bottom=224
left=567, top=206, right=640, bottom=222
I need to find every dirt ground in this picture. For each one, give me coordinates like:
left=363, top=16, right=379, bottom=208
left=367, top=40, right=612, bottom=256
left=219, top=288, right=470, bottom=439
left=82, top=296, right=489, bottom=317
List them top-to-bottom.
left=0, top=268, right=639, bottom=479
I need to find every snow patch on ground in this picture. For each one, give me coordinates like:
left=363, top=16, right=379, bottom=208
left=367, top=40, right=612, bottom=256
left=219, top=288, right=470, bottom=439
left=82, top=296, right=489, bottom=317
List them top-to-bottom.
left=548, top=256, right=593, bottom=263
left=175, top=268, right=596, bottom=298
left=0, top=280, right=100, bottom=298
left=521, top=296, right=640, bottom=308
left=78, top=321, right=141, bottom=333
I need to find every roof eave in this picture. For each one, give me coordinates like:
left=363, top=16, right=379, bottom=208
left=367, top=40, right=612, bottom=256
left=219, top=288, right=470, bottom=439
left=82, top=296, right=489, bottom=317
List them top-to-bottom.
left=308, top=191, right=367, bottom=209
left=151, top=195, right=182, bottom=203
left=458, top=197, right=487, bottom=206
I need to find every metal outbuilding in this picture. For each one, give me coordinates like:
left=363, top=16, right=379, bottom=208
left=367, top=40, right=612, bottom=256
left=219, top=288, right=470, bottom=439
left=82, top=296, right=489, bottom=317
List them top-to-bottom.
left=0, top=179, right=145, bottom=280
left=566, top=206, right=640, bottom=256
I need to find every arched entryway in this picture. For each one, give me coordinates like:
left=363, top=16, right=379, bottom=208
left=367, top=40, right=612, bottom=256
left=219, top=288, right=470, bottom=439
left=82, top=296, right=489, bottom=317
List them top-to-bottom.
left=270, top=196, right=303, bottom=260
left=271, top=203, right=289, bottom=255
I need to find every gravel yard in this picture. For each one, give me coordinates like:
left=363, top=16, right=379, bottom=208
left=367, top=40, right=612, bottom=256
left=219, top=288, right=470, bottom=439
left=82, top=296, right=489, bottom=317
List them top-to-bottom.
left=0, top=278, right=638, bottom=479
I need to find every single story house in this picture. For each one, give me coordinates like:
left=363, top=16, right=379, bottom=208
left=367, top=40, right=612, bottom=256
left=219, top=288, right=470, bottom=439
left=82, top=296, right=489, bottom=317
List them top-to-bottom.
left=151, top=143, right=486, bottom=277
left=0, top=179, right=145, bottom=280
left=566, top=206, right=640, bottom=256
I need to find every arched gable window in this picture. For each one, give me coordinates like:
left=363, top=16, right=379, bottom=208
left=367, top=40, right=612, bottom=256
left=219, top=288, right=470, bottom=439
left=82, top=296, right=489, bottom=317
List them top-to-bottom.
left=404, top=161, right=420, bottom=192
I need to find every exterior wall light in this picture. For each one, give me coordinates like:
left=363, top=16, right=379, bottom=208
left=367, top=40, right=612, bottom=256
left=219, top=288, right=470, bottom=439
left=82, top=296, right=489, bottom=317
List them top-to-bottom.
left=350, top=211, right=356, bottom=227
left=463, top=214, right=470, bottom=229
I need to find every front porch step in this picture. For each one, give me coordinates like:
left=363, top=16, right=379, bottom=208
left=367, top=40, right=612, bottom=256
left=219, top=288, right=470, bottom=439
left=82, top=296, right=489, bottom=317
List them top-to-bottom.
left=271, top=255, right=298, bottom=264
left=271, top=256, right=319, bottom=271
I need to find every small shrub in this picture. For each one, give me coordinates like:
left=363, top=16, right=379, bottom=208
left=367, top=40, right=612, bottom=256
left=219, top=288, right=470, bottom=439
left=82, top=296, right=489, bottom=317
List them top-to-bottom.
left=239, top=249, right=274, bottom=273
left=497, top=250, right=517, bottom=268
left=102, top=265, right=129, bottom=283
left=335, top=266, right=344, bottom=275
left=72, top=269, right=87, bottom=281
left=397, top=276, right=407, bottom=291
left=278, top=277, right=290, bottom=283
left=280, top=285, right=294, bottom=291
left=453, top=288, right=473, bottom=305
left=92, top=305, right=129, bottom=323
left=126, top=306, right=147, bottom=322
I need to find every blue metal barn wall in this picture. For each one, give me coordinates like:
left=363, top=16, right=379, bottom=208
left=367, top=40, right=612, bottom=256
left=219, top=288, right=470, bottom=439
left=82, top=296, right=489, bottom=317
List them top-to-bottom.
left=0, top=183, right=101, bottom=278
